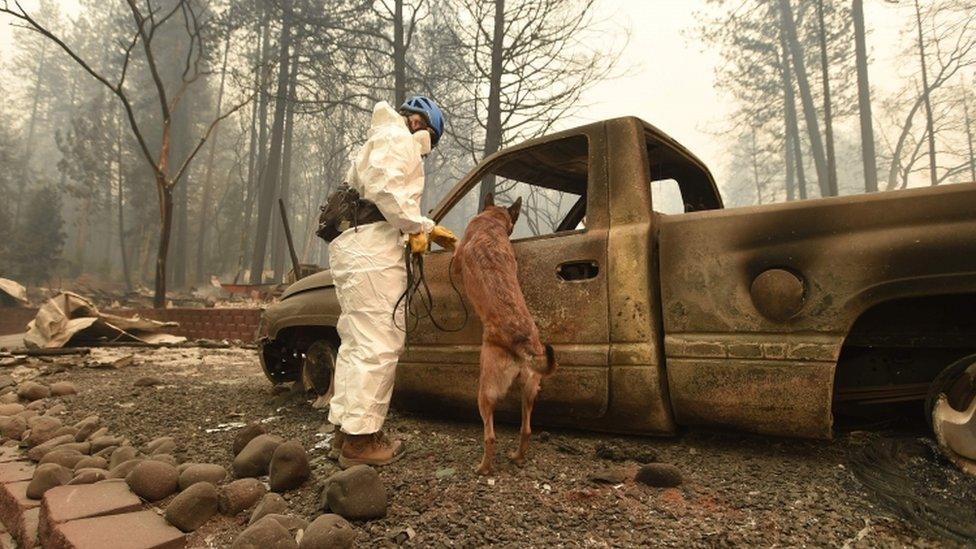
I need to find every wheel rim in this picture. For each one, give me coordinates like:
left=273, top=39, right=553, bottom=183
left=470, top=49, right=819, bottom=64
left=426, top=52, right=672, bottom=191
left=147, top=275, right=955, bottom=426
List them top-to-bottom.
left=302, top=340, right=335, bottom=395
left=932, top=360, right=976, bottom=464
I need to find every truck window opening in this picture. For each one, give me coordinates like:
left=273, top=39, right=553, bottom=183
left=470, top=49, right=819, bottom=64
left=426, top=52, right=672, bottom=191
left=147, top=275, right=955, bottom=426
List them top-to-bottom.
left=438, top=135, right=589, bottom=242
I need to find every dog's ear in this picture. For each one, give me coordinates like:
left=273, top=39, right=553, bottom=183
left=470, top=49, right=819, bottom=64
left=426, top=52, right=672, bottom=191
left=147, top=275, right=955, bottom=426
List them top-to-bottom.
left=481, top=192, right=494, bottom=211
left=508, top=196, right=523, bottom=225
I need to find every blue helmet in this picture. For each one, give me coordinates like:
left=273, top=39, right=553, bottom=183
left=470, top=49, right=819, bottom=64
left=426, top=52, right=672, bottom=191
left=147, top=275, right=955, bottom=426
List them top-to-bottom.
left=399, top=95, right=445, bottom=146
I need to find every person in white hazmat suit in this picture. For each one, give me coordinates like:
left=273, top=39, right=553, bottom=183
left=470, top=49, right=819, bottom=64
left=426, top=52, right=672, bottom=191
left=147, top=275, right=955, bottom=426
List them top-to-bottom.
left=329, top=96, right=457, bottom=467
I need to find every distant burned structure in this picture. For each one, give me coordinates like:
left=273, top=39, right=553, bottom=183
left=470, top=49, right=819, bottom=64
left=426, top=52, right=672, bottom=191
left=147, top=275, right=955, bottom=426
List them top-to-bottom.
left=257, top=117, right=976, bottom=452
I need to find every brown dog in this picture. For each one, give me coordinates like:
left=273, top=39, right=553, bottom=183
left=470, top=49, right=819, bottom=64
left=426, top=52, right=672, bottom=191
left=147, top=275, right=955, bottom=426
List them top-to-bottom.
left=453, top=193, right=558, bottom=475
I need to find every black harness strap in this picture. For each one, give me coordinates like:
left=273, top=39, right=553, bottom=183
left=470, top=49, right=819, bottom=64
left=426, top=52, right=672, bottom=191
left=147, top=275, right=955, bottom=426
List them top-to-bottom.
left=393, top=246, right=468, bottom=340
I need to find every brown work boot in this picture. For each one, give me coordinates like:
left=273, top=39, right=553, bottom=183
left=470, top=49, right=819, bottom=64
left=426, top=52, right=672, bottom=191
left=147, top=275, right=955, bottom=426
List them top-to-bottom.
left=328, top=430, right=345, bottom=461
left=339, top=432, right=405, bottom=468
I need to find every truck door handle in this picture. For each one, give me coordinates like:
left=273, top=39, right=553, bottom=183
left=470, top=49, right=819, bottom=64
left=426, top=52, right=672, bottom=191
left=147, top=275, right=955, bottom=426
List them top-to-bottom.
left=557, top=260, right=599, bottom=281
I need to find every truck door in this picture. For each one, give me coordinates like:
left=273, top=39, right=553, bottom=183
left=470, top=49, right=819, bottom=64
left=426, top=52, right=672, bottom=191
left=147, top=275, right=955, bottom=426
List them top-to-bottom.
left=395, top=132, right=612, bottom=423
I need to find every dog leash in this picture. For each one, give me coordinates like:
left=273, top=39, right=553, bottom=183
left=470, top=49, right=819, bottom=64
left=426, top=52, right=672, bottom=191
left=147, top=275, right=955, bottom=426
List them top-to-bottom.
left=393, top=245, right=468, bottom=338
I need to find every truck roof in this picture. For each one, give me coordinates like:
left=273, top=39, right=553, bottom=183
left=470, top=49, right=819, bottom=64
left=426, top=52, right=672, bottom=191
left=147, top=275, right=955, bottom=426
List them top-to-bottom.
left=483, top=116, right=717, bottom=186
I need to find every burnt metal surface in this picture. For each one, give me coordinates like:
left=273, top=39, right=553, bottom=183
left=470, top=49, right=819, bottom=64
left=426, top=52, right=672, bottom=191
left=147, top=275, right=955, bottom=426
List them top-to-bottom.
left=259, top=114, right=976, bottom=440
left=395, top=127, right=614, bottom=424
left=660, top=181, right=976, bottom=438
left=750, top=268, right=805, bottom=321
left=931, top=357, right=976, bottom=471
left=934, top=395, right=976, bottom=462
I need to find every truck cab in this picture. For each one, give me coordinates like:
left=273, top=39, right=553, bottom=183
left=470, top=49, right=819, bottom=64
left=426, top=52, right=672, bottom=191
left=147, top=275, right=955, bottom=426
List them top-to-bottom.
left=259, top=116, right=976, bottom=441
left=391, top=117, right=721, bottom=435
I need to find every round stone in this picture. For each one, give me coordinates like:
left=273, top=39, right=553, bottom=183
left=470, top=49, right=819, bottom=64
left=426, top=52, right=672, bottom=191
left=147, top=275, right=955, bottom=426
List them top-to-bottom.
left=17, top=382, right=50, bottom=402
left=49, top=382, right=77, bottom=396
left=233, top=423, right=268, bottom=457
left=233, top=434, right=283, bottom=478
left=268, top=440, right=309, bottom=492
left=109, top=446, right=139, bottom=469
left=39, top=449, right=86, bottom=469
left=74, top=456, right=108, bottom=470
left=108, top=459, right=144, bottom=479
left=126, top=460, right=179, bottom=501
left=27, top=463, right=72, bottom=499
left=634, top=463, right=683, bottom=488
left=179, top=464, right=227, bottom=491
left=68, top=468, right=109, bottom=485
left=219, top=478, right=267, bottom=516
left=165, top=481, right=219, bottom=532
left=249, top=493, right=288, bottom=525
left=299, top=514, right=356, bottom=549
left=231, top=515, right=298, bottom=549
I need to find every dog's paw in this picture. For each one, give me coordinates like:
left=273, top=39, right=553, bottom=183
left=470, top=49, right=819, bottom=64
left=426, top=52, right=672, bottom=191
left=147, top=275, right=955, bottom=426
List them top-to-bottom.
left=311, top=395, right=330, bottom=409
left=507, top=451, right=526, bottom=466
left=475, top=463, right=494, bottom=476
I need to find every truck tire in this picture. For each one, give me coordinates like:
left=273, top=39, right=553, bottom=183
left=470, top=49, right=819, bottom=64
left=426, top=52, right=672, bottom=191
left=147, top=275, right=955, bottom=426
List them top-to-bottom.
left=302, top=339, right=336, bottom=396
left=925, top=353, right=976, bottom=424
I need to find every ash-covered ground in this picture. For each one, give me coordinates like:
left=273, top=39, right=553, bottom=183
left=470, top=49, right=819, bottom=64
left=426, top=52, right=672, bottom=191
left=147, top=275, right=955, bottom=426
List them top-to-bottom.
left=8, top=344, right=961, bottom=547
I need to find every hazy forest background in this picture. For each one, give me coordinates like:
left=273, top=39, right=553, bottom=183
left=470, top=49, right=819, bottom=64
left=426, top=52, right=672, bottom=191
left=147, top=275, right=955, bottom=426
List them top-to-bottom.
left=0, top=0, right=974, bottom=307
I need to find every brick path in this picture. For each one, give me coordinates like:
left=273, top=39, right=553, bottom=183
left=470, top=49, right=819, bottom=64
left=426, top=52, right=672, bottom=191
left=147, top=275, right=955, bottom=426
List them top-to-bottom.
left=0, top=450, right=186, bottom=548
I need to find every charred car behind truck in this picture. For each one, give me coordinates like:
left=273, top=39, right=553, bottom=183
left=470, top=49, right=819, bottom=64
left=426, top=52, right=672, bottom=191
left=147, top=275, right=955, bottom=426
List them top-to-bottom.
left=257, top=117, right=976, bottom=465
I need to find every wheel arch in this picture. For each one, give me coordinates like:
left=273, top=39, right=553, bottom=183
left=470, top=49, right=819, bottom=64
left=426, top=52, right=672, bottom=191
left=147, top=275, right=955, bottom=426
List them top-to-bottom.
left=832, top=291, right=976, bottom=410
left=259, top=324, right=340, bottom=385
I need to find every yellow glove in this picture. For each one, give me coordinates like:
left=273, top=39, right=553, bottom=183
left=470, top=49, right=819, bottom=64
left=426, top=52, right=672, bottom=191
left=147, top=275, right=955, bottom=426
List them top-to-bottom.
left=430, top=225, right=458, bottom=250
left=408, top=232, right=428, bottom=255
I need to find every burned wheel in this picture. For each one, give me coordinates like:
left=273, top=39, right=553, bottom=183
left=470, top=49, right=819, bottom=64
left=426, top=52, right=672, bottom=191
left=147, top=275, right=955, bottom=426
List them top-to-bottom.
left=302, top=339, right=336, bottom=397
left=927, top=353, right=976, bottom=470
left=925, top=354, right=976, bottom=422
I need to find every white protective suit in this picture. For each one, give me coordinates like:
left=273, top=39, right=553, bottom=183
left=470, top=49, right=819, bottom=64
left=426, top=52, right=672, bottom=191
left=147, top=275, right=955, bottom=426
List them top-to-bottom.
left=328, top=101, right=435, bottom=435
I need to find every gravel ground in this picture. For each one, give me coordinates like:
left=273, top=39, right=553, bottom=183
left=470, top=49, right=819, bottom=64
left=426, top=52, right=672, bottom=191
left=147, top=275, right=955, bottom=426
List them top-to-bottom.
left=14, top=345, right=961, bottom=547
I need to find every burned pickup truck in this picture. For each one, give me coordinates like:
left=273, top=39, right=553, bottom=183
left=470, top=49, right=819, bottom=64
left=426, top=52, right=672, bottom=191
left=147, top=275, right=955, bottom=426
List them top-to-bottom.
left=258, top=117, right=976, bottom=455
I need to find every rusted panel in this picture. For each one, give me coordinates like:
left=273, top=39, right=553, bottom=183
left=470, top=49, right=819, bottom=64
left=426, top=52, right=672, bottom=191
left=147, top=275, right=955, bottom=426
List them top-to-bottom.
left=603, top=118, right=676, bottom=434
left=658, top=182, right=976, bottom=437
left=659, top=183, right=976, bottom=337
left=264, top=288, right=339, bottom=339
left=664, top=333, right=842, bottom=363
left=607, top=342, right=656, bottom=365
left=402, top=343, right=609, bottom=367
left=667, top=358, right=835, bottom=439
left=394, top=362, right=609, bottom=420
left=600, top=365, right=676, bottom=435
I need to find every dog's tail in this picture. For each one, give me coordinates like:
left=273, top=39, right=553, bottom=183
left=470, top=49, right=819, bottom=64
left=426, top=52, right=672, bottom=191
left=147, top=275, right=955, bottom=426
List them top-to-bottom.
left=529, top=344, right=558, bottom=376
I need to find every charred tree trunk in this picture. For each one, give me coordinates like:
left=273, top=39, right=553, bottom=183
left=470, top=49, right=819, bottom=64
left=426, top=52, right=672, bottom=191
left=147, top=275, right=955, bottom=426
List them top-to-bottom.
left=249, top=0, right=293, bottom=285
left=393, top=0, right=407, bottom=105
left=480, top=0, right=505, bottom=200
left=778, top=0, right=830, bottom=197
left=816, top=0, right=838, bottom=196
left=853, top=0, right=878, bottom=192
left=914, top=0, right=938, bottom=186
left=243, top=10, right=271, bottom=272
left=779, top=23, right=807, bottom=200
left=195, top=35, right=231, bottom=283
left=240, top=38, right=263, bottom=279
left=16, top=45, right=47, bottom=222
left=272, top=49, right=299, bottom=282
left=58, top=80, right=78, bottom=192
left=965, top=86, right=976, bottom=183
left=170, top=102, right=191, bottom=289
left=116, top=110, right=131, bottom=290
left=751, top=128, right=763, bottom=204
left=102, top=131, right=113, bottom=276
left=784, top=132, right=796, bottom=201
left=155, top=179, right=174, bottom=308
left=74, top=197, right=91, bottom=274
left=139, top=223, right=152, bottom=285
